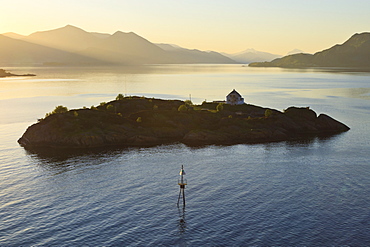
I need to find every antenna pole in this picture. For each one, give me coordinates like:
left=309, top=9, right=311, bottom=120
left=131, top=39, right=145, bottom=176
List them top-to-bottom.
left=177, top=165, right=186, bottom=207
left=182, top=186, right=185, bottom=206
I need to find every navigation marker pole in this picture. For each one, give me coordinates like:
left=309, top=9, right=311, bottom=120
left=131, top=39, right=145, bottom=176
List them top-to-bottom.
left=177, top=165, right=187, bottom=207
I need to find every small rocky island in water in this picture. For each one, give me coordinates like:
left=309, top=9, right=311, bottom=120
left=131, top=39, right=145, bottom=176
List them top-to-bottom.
left=0, top=69, right=35, bottom=77
left=18, top=90, right=350, bottom=149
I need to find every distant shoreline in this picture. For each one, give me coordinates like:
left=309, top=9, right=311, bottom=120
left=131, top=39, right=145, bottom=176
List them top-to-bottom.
left=248, top=65, right=370, bottom=73
left=0, top=69, right=36, bottom=78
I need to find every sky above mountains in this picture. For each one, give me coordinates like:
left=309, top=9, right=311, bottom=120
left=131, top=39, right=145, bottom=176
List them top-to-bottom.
left=1, top=0, right=370, bottom=55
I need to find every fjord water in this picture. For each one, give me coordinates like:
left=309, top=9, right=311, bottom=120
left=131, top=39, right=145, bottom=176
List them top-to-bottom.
left=1, top=65, right=370, bottom=246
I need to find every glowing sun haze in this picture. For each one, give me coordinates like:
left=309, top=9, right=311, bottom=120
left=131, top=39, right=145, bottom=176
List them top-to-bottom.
left=1, top=0, right=369, bottom=55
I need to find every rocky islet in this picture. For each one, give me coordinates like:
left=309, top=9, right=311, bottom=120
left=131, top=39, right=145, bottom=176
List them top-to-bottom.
left=18, top=96, right=350, bottom=149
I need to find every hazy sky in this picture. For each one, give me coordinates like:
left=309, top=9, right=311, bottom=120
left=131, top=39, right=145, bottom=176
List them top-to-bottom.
left=1, top=0, right=369, bottom=55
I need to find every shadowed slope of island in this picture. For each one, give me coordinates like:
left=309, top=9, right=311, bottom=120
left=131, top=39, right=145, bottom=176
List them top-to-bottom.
left=249, top=32, right=370, bottom=68
left=18, top=96, right=350, bottom=149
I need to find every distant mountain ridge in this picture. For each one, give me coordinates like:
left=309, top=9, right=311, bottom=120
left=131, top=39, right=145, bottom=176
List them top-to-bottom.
left=0, top=25, right=235, bottom=66
left=25, top=25, right=102, bottom=52
left=4, top=26, right=368, bottom=67
left=2, top=32, right=26, bottom=40
left=249, top=32, right=370, bottom=68
left=0, top=34, right=104, bottom=66
left=156, top=43, right=238, bottom=64
left=222, top=48, right=282, bottom=64
left=286, top=49, right=305, bottom=55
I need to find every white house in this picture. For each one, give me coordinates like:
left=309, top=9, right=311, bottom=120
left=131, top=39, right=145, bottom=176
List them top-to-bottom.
left=226, top=89, right=244, bottom=105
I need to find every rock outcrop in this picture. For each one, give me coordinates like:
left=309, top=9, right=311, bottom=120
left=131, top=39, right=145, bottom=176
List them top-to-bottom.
left=0, top=69, right=35, bottom=77
left=18, top=97, right=350, bottom=149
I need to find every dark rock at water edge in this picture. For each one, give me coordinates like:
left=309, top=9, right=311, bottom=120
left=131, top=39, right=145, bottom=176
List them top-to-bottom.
left=0, top=69, right=35, bottom=77
left=18, top=97, right=350, bottom=149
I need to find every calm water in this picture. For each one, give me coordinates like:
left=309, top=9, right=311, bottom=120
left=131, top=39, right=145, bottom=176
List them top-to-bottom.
left=1, top=65, right=370, bottom=246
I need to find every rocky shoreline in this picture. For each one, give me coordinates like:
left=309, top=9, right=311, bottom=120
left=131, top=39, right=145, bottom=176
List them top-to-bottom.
left=0, top=69, right=36, bottom=77
left=18, top=96, right=350, bottom=149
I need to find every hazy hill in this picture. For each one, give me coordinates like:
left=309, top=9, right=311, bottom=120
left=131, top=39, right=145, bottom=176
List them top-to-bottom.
left=15, top=25, right=235, bottom=65
left=22, top=25, right=167, bottom=64
left=25, top=25, right=102, bottom=52
left=80, top=31, right=171, bottom=64
left=2, top=32, right=26, bottom=40
left=90, top=32, right=111, bottom=39
left=249, top=32, right=370, bottom=68
left=0, top=34, right=105, bottom=66
left=156, top=43, right=235, bottom=64
left=156, top=43, right=183, bottom=51
left=223, top=49, right=282, bottom=64
left=287, top=49, right=305, bottom=55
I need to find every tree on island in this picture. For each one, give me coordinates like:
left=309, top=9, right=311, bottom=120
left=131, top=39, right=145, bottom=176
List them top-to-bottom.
left=116, top=94, right=124, bottom=100
left=216, top=103, right=224, bottom=112
left=106, top=104, right=114, bottom=112
left=45, top=105, right=68, bottom=118
left=52, top=105, right=68, bottom=114
left=178, top=105, right=188, bottom=112
left=265, top=109, right=273, bottom=117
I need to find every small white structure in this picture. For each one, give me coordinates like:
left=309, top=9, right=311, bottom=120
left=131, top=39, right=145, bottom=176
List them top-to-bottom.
left=226, top=89, right=244, bottom=105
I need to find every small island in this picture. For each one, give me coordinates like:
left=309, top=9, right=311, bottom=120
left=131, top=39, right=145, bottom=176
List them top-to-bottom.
left=0, top=69, right=36, bottom=78
left=18, top=91, right=350, bottom=149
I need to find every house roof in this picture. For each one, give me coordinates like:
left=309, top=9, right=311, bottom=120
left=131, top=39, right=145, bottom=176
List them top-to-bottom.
left=227, top=89, right=242, bottom=97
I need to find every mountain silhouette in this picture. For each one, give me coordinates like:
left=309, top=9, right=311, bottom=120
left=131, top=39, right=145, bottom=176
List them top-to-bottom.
left=1, top=25, right=235, bottom=66
left=25, top=25, right=102, bottom=52
left=80, top=31, right=170, bottom=64
left=2, top=32, right=26, bottom=40
left=249, top=32, right=370, bottom=68
left=0, top=34, right=105, bottom=66
left=156, top=43, right=182, bottom=51
left=157, top=43, right=235, bottom=64
left=223, top=49, right=282, bottom=64
left=286, top=49, right=304, bottom=55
